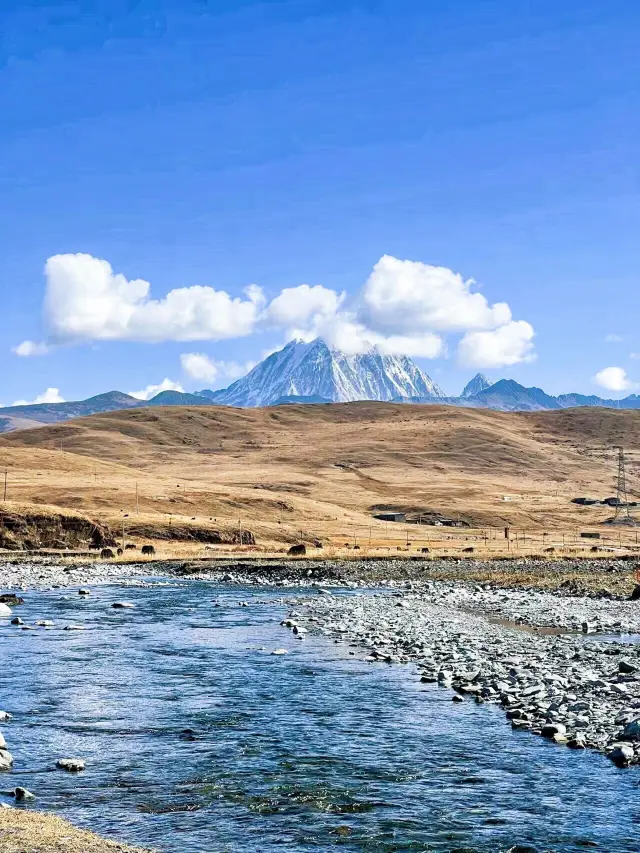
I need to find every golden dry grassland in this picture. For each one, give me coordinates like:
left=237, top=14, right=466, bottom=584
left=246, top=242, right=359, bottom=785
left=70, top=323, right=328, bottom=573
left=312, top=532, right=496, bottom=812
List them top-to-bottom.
left=0, top=402, right=639, bottom=556
left=0, top=808, right=151, bottom=853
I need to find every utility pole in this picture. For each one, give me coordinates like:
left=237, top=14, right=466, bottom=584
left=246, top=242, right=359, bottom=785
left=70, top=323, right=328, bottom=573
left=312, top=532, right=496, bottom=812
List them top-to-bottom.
left=613, top=447, right=634, bottom=524
left=3, top=470, right=6, bottom=502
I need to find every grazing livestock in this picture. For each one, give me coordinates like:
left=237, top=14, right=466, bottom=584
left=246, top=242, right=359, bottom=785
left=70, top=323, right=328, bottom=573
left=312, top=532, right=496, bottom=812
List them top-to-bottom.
left=125, top=543, right=137, bottom=550
left=287, top=543, right=306, bottom=557
left=141, top=545, right=156, bottom=556
left=462, top=546, right=474, bottom=553
left=421, top=547, right=430, bottom=553
left=117, top=548, right=123, bottom=556
left=100, top=549, right=115, bottom=559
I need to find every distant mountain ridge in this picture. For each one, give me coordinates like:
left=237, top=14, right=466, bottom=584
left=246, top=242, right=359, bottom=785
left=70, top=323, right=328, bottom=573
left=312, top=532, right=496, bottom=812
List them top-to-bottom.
left=2, top=339, right=640, bottom=434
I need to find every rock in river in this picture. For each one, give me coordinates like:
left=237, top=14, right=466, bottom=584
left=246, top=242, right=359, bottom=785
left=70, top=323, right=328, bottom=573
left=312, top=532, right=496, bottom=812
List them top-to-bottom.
left=607, top=744, right=635, bottom=767
left=56, top=758, right=85, bottom=772
left=13, top=787, right=35, bottom=801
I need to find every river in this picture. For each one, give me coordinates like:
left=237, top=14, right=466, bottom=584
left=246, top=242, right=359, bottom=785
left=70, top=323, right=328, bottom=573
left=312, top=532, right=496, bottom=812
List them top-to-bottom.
left=1, top=579, right=639, bottom=852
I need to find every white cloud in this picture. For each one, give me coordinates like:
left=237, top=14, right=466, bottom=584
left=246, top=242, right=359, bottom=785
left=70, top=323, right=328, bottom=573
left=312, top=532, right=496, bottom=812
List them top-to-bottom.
left=17, top=252, right=534, bottom=368
left=37, top=253, right=265, bottom=345
left=269, top=255, right=527, bottom=363
left=361, top=255, right=512, bottom=334
left=266, top=284, right=344, bottom=330
left=299, top=313, right=444, bottom=358
left=457, top=320, right=535, bottom=368
left=605, top=334, right=623, bottom=343
left=13, top=340, right=49, bottom=357
left=180, top=352, right=255, bottom=386
left=180, top=353, right=219, bottom=384
left=630, top=353, right=640, bottom=360
left=594, top=366, right=636, bottom=392
left=128, top=378, right=184, bottom=401
left=13, top=388, right=65, bottom=406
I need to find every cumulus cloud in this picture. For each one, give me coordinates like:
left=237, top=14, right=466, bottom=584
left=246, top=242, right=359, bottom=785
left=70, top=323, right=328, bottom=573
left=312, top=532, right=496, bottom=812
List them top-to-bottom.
left=16, top=252, right=534, bottom=369
left=31, top=253, right=265, bottom=346
left=361, top=255, right=512, bottom=334
left=266, top=284, right=344, bottom=330
left=302, top=313, right=444, bottom=358
left=457, top=320, right=535, bottom=368
left=605, top=334, right=623, bottom=343
left=13, top=340, right=49, bottom=357
left=180, top=352, right=255, bottom=386
left=180, top=353, right=219, bottom=384
left=594, top=366, right=636, bottom=392
left=128, top=378, right=184, bottom=401
left=13, top=388, right=65, bottom=406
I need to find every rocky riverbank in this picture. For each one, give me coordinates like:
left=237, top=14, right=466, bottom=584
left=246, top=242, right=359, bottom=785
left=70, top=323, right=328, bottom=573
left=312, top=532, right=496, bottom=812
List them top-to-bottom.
left=2, top=554, right=640, bottom=596
left=282, top=587, right=640, bottom=767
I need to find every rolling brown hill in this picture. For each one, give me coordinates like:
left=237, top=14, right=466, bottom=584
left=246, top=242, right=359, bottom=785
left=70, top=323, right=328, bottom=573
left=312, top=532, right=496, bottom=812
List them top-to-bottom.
left=0, top=403, right=638, bottom=553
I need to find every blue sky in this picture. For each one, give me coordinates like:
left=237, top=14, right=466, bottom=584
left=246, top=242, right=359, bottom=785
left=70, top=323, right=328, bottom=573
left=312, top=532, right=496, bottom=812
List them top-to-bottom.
left=2, top=0, right=639, bottom=404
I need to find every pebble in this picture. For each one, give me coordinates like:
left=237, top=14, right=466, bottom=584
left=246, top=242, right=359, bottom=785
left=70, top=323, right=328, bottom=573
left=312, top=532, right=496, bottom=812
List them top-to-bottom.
left=112, top=602, right=135, bottom=609
left=0, top=604, right=12, bottom=617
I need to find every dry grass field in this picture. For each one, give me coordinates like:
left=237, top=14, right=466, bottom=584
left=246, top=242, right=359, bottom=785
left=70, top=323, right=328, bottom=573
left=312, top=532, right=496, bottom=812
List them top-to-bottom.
left=0, top=402, right=639, bottom=557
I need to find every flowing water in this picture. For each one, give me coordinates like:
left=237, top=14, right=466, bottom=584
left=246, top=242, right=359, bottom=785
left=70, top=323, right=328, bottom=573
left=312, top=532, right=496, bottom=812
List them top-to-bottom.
left=1, top=579, right=639, bottom=852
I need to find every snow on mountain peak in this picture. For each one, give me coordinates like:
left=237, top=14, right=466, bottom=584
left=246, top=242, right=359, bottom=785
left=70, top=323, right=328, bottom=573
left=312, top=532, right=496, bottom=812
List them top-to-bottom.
left=205, top=338, right=444, bottom=407
left=461, top=373, right=492, bottom=398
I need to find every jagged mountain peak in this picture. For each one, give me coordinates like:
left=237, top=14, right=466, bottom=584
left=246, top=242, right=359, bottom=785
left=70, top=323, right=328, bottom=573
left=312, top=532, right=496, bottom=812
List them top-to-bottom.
left=202, top=337, right=444, bottom=407
left=461, top=373, right=491, bottom=398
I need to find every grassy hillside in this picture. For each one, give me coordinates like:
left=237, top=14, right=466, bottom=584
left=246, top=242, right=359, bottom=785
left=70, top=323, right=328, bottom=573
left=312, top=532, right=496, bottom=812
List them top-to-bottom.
left=0, top=403, right=638, bottom=553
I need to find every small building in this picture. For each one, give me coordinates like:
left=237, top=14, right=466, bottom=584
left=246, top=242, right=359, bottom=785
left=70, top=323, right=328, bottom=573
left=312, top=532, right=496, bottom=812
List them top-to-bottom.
left=373, top=512, right=406, bottom=522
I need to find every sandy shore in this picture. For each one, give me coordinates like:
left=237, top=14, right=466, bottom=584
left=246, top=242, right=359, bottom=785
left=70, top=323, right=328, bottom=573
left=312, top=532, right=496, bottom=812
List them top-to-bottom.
left=0, top=808, right=151, bottom=852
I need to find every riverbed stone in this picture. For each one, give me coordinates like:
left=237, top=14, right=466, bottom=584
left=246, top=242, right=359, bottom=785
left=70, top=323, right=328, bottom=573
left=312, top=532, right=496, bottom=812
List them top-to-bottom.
left=622, top=719, right=640, bottom=740
left=607, top=744, right=635, bottom=766
left=56, top=758, right=86, bottom=772
left=13, top=787, right=35, bottom=801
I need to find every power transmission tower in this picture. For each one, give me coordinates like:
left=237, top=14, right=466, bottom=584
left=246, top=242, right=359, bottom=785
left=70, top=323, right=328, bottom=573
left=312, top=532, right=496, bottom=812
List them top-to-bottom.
left=613, top=446, right=635, bottom=525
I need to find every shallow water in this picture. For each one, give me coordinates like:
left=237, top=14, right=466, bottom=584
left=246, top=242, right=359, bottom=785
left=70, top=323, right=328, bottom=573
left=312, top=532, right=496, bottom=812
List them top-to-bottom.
left=1, top=580, right=640, bottom=852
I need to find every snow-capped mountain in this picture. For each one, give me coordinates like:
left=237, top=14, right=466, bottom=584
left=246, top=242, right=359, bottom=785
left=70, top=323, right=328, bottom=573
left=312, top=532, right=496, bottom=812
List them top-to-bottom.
left=199, top=338, right=445, bottom=407
left=460, top=373, right=491, bottom=398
